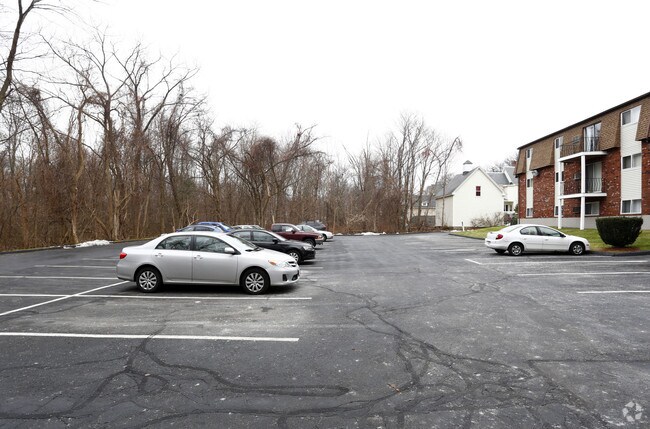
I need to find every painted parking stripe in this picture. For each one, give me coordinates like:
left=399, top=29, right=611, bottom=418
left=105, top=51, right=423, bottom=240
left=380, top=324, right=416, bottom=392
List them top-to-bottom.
left=470, top=260, right=647, bottom=266
left=35, top=265, right=115, bottom=269
left=518, top=271, right=650, bottom=277
left=0, top=276, right=116, bottom=280
left=0, top=281, right=128, bottom=317
left=578, top=291, right=650, bottom=294
left=0, top=293, right=312, bottom=301
left=0, top=332, right=299, bottom=342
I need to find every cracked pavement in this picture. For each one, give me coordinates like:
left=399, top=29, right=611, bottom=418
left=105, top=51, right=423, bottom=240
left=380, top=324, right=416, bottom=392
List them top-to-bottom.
left=0, top=233, right=648, bottom=428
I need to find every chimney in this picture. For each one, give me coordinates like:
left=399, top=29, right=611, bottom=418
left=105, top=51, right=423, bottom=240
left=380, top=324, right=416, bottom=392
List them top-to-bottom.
left=462, top=160, right=474, bottom=174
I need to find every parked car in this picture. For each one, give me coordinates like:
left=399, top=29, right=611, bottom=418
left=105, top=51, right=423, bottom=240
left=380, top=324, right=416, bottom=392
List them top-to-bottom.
left=301, top=220, right=327, bottom=231
left=197, top=221, right=232, bottom=232
left=176, top=222, right=231, bottom=233
left=271, top=223, right=323, bottom=246
left=297, top=223, right=333, bottom=241
left=176, top=224, right=224, bottom=233
left=232, top=224, right=264, bottom=230
left=484, top=224, right=590, bottom=256
left=229, top=229, right=315, bottom=263
left=116, top=232, right=299, bottom=294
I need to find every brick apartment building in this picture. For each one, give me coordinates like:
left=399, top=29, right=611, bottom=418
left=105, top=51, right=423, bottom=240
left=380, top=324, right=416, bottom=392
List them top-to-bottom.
left=515, top=91, right=650, bottom=229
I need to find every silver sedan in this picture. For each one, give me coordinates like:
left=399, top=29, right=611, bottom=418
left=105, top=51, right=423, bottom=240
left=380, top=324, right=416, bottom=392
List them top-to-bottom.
left=116, top=232, right=300, bottom=294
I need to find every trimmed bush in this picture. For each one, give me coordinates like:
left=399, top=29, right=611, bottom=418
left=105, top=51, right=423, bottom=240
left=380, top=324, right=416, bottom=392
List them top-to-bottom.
left=596, top=217, right=643, bottom=247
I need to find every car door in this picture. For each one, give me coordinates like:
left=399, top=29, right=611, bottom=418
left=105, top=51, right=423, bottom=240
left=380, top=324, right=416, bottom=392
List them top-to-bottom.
left=517, top=226, right=544, bottom=252
left=538, top=226, right=569, bottom=252
left=153, top=235, right=193, bottom=282
left=191, top=236, right=238, bottom=284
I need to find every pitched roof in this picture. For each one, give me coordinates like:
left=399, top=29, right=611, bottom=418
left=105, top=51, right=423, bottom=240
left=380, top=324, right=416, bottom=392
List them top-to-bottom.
left=436, top=167, right=513, bottom=199
left=488, top=167, right=516, bottom=186
left=435, top=170, right=472, bottom=198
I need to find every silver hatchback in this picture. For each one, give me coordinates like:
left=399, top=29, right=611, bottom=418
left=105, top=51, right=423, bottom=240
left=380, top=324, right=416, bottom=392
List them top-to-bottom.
left=116, top=232, right=300, bottom=294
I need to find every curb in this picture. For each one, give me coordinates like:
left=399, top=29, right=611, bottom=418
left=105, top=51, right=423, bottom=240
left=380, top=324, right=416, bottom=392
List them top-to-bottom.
left=0, top=238, right=147, bottom=255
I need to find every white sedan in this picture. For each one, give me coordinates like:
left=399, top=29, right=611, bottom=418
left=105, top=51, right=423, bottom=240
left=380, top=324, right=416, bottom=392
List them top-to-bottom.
left=297, top=224, right=334, bottom=241
left=485, top=224, right=590, bottom=256
left=116, top=232, right=300, bottom=294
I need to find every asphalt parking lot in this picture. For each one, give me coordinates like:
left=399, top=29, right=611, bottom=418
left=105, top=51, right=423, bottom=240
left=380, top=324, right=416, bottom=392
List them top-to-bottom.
left=0, top=233, right=648, bottom=428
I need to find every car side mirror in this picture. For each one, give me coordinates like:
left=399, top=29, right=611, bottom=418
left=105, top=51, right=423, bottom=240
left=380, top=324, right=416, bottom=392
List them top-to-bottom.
left=560, top=233, right=566, bottom=238
left=272, top=238, right=279, bottom=244
left=224, top=247, right=236, bottom=254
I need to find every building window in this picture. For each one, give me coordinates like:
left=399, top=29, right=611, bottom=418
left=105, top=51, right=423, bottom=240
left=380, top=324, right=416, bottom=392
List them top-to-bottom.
left=621, top=106, right=641, bottom=125
left=583, top=122, right=601, bottom=151
left=554, top=137, right=562, bottom=149
left=526, top=148, right=532, bottom=159
left=622, top=153, right=642, bottom=169
left=526, top=178, right=533, bottom=188
left=475, top=186, right=481, bottom=196
left=621, top=199, right=642, bottom=214
left=421, top=201, right=428, bottom=207
left=585, top=201, right=600, bottom=216
left=504, top=203, right=513, bottom=212
left=554, top=206, right=559, bottom=216
left=526, top=208, right=533, bottom=217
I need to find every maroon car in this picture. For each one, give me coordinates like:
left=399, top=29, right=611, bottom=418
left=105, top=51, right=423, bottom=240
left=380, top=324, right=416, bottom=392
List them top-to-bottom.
left=270, top=223, right=323, bottom=247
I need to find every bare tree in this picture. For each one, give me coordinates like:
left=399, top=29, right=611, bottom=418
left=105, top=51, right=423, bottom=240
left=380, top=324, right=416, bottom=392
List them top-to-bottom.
left=0, top=0, right=69, bottom=113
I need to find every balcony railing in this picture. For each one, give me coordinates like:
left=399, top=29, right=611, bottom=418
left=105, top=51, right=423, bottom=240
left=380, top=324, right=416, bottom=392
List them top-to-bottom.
left=560, top=137, right=600, bottom=158
left=560, top=177, right=603, bottom=195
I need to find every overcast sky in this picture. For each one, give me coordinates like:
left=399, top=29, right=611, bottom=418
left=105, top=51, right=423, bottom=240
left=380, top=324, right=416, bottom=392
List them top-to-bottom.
left=38, top=0, right=650, bottom=171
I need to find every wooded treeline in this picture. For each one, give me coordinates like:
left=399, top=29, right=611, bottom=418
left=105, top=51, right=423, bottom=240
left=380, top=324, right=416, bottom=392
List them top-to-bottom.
left=1, top=8, right=461, bottom=250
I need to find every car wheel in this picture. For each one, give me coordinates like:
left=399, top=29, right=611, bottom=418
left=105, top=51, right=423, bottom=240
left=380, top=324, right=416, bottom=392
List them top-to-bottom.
left=321, top=236, right=327, bottom=242
left=305, top=238, right=316, bottom=247
left=569, top=242, right=585, bottom=256
left=508, top=243, right=524, bottom=256
left=495, top=249, right=506, bottom=254
left=288, top=250, right=302, bottom=263
left=136, top=267, right=162, bottom=293
left=240, top=268, right=270, bottom=295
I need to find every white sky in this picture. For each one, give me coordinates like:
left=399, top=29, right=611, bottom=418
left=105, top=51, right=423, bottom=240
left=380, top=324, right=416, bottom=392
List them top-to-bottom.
left=29, top=0, right=650, bottom=171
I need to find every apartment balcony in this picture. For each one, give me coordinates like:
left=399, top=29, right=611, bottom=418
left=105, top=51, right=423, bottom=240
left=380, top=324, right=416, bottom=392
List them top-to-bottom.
left=559, top=137, right=606, bottom=161
left=559, top=178, right=606, bottom=197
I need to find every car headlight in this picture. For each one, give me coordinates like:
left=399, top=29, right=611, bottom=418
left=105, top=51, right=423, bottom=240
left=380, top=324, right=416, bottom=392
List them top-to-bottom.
left=268, top=260, right=290, bottom=268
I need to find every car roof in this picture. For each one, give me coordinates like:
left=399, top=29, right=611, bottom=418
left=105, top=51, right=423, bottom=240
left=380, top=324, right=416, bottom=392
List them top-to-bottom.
left=167, top=230, right=225, bottom=236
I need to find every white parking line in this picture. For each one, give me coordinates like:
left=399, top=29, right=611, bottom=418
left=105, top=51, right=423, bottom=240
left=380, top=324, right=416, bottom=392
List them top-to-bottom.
left=468, top=260, right=646, bottom=266
left=34, top=265, right=115, bottom=269
left=518, top=272, right=650, bottom=277
left=0, top=276, right=116, bottom=280
left=0, top=281, right=128, bottom=317
left=578, top=290, right=650, bottom=294
left=0, top=293, right=312, bottom=301
left=0, top=332, right=299, bottom=342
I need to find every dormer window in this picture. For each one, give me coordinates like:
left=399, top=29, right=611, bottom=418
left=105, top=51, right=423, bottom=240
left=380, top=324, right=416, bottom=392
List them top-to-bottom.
left=621, top=106, right=641, bottom=125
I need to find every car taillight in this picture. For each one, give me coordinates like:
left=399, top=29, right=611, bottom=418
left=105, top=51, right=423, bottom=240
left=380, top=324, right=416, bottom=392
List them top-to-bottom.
left=496, top=234, right=503, bottom=240
left=119, top=252, right=127, bottom=259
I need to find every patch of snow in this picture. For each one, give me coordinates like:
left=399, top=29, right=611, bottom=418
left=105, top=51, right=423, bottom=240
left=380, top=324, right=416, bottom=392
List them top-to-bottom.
left=356, top=232, right=386, bottom=236
left=75, top=240, right=111, bottom=248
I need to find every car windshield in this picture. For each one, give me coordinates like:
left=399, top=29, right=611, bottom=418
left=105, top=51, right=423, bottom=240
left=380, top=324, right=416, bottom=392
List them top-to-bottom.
left=300, top=224, right=316, bottom=232
left=228, top=234, right=260, bottom=250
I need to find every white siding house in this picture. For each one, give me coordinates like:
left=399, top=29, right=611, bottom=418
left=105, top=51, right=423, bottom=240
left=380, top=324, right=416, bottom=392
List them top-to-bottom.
left=435, top=162, right=517, bottom=228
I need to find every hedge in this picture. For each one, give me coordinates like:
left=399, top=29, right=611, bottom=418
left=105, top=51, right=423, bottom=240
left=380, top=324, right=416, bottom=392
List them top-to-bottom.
left=595, top=217, right=643, bottom=247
